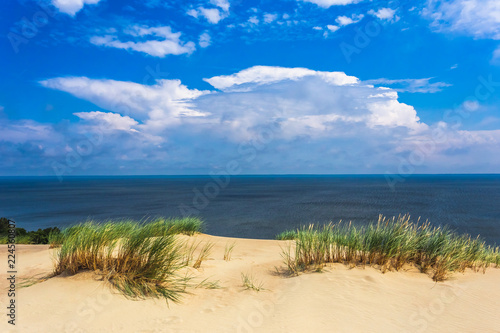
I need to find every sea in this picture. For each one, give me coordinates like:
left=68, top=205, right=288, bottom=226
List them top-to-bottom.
left=1, top=175, right=499, bottom=245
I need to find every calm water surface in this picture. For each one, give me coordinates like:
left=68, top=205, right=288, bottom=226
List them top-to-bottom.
left=0, top=175, right=499, bottom=245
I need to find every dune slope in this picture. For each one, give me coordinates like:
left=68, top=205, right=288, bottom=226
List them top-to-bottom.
left=1, top=235, right=499, bottom=333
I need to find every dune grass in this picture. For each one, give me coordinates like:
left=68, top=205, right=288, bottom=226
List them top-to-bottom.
left=278, top=215, right=500, bottom=281
left=52, top=217, right=204, bottom=302
left=48, top=230, right=65, bottom=248
left=275, top=230, right=297, bottom=241
left=181, top=238, right=214, bottom=268
left=224, top=241, right=236, bottom=261
left=193, top=242, right=214, bottom=269
left=241, top=272, right=265, bottom=291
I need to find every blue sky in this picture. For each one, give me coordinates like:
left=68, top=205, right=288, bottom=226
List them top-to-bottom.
left=1, top=0, right=500, bottom=176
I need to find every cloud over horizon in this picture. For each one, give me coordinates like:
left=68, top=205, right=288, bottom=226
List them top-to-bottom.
left=1, top=66, right=499, bottom=175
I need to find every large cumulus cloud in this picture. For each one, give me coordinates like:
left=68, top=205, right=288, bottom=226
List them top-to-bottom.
left=1, top=66, right=499, bottom=175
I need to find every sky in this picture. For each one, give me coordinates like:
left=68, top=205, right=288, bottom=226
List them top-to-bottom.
left=1, top=0, right=500, bottom=176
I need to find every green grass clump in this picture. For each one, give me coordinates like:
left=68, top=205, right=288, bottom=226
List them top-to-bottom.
left=279, top=215, right=500, bottom=281
left=53, top=217, right=205, bottom=302
left=149, top=217, right=204, bottom=236
left=48, top=230, right=65, bottom=248
left=276, top=230, right=298, bottom=240
left=241, top=272, right=265, bottom=291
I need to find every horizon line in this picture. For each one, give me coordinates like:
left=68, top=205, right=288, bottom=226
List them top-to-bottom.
left=1, top=173, right=500, bottom=178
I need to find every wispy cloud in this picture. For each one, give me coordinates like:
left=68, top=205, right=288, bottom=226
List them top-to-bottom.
left=187, top=0, right=230, bottom=24
left=210, top=0, right=230, bottom=12
left=300, top=0, right=363, bottom=9
left=423, top=0, right=500, bottom=39
left=188, top=7, right=225, bottom=24
left=368, top=8, right=398, bottom=22
left=264, top=13, right=278, bottom=24
left=320, top=13, right=363, bottom=36
left=335, top=14, right=364, bottom=27
left=248, top=16, right=260, bottom=25
left=90, top=25, right=196, bottom=57
left=327, top=25, right=339, bottom=32
left=199, top=32, right=211, bottom=48
left=39, top=76, right=209, bottom=129
left=364, top=78, right=451, bottom=93
left=74, top=111, right=139, bottom=132
left=0, top=119, right=59, bottom=145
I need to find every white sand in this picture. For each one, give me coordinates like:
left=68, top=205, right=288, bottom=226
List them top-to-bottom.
left=1, top=234, right=499, bottom=333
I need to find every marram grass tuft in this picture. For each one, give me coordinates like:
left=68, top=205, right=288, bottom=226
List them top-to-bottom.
left=278, top=215, right=500, bottom=281
left=53, top=217, right=204, bottom=302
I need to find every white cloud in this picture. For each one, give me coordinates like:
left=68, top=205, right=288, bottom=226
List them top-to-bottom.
left=51, top=0, right=102, bottom=16
left=210, top=0, right=230, bottom=12
left=300, top=0, right=363, bottom=8
left=424, top=0, right=500, bottom=39
left=187, top=1, right=230, bottom=25
left=200, top=8, right=224, bottom=24
left=368, top=8, right=397, bottom=21
left=187, top=9, right=199, bottom=18
left=264, top=13, right=278, bottom=24
left=335, top=14, right=364, bottom=27
left=248, top=16, right=259, bottom=25
left=90, top=25, right=195, bottom=57
left=327, top=25, right=340, bottom=32
left=313, top=26, right=323, bottom=31
left=199, top=32, right=211, bottom=48
left=35, top=66, right=500, bottom=173
left=41, top=66, right=427, bottom=142
left=204, top=66, right=359, bottom=91
left=204, top=67, right=428, bottom=134
left=39, top=68, right=445, bottom=138
left=196, top=68, right=430, bottom=144
left=40, top=77, right=209, bottom=130
left=364, top=78, right=451, bottom=93
left=365, top=98, right=423, bottom=130
left=461, top=100, right=480, bottom=111
left=72, top=111, right=165, bottom=145
left=73, top=111, right=139, bottom=132
left=0, top=120, right=58, bottom=144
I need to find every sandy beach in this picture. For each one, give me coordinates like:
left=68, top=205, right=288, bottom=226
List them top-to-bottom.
left=1, top=234, right=500, bottom=333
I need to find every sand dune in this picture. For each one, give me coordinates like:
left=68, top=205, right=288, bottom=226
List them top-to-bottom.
left=1, top=234, right=499, bottom=333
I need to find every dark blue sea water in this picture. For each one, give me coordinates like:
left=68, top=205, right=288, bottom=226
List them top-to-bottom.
left=1, top=175, right=499, bottom=245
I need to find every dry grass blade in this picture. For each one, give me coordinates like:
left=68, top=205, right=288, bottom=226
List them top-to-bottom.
left=224, top=241, right=236, bottom=261
left=193, top=242, right=214, bottom=269
left=241, top=272, right=266, bottom=291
